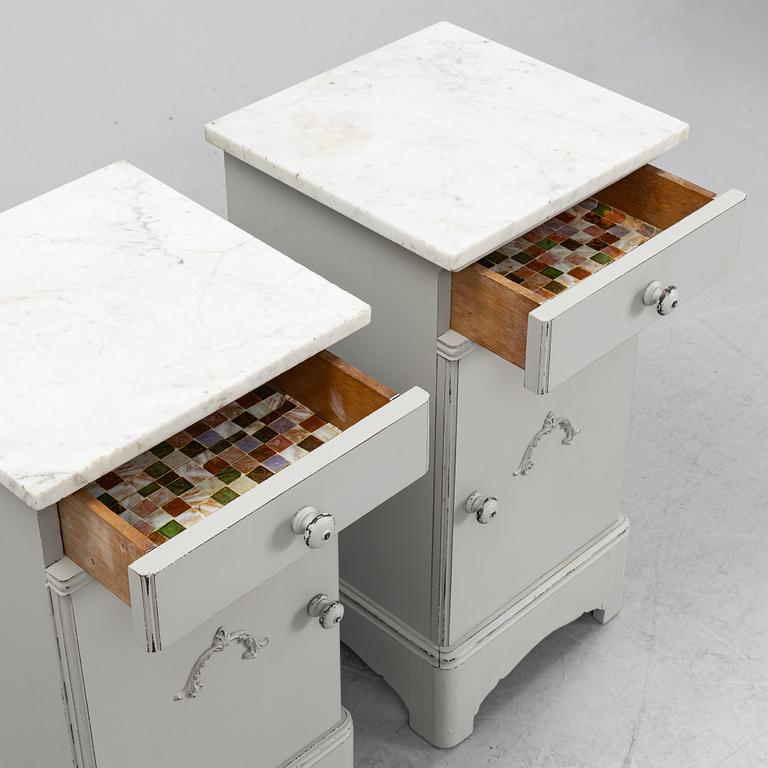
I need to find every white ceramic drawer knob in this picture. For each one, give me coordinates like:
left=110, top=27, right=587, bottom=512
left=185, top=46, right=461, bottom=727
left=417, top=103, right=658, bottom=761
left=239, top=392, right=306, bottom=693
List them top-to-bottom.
left=643, top=281, right=679, bottom=315
left=465, top=491, right=499, bottom=524
left=291, top=506, right=336, bottom=548
left=307, top=594, right=345, bottom=629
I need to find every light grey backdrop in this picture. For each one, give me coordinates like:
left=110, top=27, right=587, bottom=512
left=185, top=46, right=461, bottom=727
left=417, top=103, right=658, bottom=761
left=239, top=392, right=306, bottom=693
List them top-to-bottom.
left=0, top=0, right=736, bottom=216
left=2, top=2, right=766, bottom=767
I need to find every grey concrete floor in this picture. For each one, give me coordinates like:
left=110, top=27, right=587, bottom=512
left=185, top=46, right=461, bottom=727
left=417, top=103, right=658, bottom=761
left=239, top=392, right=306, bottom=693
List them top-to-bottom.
left=340, top=3, right=768, bottom=766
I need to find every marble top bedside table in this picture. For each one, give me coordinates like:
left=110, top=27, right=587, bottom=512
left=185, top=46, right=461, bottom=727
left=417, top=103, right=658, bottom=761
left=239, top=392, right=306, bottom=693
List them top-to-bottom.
left=206, top=22, right=745, bottom=748
left=0, top=161, right=429, bottom=768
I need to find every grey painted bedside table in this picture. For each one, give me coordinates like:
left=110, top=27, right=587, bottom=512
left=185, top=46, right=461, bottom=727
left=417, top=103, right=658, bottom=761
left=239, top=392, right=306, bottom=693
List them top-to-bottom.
left=206, top=22, right=745, bottom=748
left=0, top=162, right=429, bottom=767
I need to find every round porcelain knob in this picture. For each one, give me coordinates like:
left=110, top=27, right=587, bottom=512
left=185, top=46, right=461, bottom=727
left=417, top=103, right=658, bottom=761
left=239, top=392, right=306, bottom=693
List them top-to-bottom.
left=643, top=281, right=679, bottom=315
left=465, top=491, right=499, bottom=524
left=291, top=507, right=335, bottom=549
left=307, top=594, right=345, bottom=629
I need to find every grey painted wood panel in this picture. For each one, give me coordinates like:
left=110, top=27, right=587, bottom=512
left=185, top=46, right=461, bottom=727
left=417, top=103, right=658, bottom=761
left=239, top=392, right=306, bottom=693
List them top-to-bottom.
left=224, top=155, right=444, bottom=638
left=451, top=339, right=637, bottom=642
left=0, top=486, right=72, bottom=767
left=75, top=543, right=342, bottom=768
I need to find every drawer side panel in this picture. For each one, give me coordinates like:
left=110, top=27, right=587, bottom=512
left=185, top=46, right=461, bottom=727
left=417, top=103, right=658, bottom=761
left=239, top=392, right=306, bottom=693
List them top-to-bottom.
left=451, top=264, right=540, bottom=368
left=59, top=490, right=153, bottom=605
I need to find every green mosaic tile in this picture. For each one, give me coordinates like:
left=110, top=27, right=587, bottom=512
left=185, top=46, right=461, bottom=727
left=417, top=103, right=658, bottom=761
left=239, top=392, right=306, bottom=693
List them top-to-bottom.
left=481, top=197, right=659, bottom=301
left=544, top=280, right=566, bottom=294
left=85, top=383, right=343, bottom=550
left=145, top=461, right=171, bottom=479
left=216, top=466, right=241, bottom=484
left=166, top=477, right=194, bottom=496
left=138, top=481, right=160, bottom=497
left=212, top=487, right=239, bottom=506
left=97, top=492, right=120, bottom=512
left=157, top=520, right=185, bottom=539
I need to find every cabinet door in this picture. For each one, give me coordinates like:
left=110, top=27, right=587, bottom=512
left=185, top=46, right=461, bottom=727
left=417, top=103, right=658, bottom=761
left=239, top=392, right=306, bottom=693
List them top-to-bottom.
left=450, top=339, right=636, bottom=643
left=70, top=544, right=342, bottom=768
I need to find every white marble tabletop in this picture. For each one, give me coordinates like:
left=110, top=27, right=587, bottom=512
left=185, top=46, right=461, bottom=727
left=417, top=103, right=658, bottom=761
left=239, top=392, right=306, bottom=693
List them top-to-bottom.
left=206, top=22, right=688, bottom=272
left=0, top=162, right=369, bottom=510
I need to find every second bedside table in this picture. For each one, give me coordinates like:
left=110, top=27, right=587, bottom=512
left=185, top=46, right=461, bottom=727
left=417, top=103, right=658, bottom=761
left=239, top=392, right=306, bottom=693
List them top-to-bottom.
left=206, top=22, right=745, bottom=747
left=0, top=162, right=429, bottom=767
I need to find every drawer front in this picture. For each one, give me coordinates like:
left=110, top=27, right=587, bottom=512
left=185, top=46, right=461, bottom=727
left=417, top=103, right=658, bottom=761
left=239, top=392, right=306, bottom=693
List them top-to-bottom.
left=451, top=166, right=745, bottom=394
left=525, top=189, right=745, bottom=393
left=449, top=338, right=636, bottom=643
left=129, top=385, right=428, bottom=651
left=70, top=543, right=342, bottom=768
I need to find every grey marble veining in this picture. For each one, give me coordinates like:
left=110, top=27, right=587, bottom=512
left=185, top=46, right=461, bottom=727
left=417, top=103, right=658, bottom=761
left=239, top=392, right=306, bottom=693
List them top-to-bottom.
left=206, top=22, right=687, bottom=271
left=0, top=162, right=369, bottom=510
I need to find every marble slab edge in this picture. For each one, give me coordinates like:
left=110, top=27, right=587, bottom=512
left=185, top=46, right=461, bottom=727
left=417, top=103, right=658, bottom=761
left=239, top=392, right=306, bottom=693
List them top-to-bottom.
left=204, top=21, right=689, bottom=272
left=206, top=126, right=688, bottom=272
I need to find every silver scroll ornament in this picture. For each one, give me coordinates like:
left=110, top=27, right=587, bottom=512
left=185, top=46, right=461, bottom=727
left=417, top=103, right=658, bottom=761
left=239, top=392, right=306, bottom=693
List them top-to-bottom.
left=513, top=412, right=580, bottom=477
left=174, top=626, right=270, bottom=701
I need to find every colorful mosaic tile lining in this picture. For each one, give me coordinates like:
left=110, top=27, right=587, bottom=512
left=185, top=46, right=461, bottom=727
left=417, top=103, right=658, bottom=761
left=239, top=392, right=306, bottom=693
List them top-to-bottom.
left=478, top=198, right=660, bottom=300
left=85, top=384, right=342, bottom=547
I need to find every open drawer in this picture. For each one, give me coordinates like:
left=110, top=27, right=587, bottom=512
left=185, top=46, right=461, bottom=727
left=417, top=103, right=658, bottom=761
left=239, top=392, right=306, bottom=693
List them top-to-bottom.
left=451, top=166, right=745, bottom=394
left=58, top=351, right=429, bottom=652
